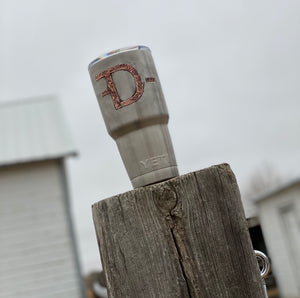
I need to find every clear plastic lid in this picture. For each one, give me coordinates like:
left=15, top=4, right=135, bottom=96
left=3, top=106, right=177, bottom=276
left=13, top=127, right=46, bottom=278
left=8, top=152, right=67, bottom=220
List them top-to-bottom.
left=88, top=45, right=150, bottom=70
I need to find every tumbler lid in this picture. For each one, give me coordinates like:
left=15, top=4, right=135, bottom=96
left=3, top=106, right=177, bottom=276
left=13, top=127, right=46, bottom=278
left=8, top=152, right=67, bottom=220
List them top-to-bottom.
left=88, top=45, right=151, bottom=70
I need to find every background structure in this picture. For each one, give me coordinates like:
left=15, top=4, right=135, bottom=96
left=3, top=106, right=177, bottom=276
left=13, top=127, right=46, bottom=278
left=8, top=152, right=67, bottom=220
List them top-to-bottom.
left=1, top=0, right=300, bottom=275
left=0, top=97, right=84, bottom=297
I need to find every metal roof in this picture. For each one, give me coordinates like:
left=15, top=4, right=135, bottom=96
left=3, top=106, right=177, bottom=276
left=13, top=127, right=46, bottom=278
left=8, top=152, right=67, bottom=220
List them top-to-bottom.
left=0, top=95, right=77, bottom=166
left=252, top=178, right=300, bottom=204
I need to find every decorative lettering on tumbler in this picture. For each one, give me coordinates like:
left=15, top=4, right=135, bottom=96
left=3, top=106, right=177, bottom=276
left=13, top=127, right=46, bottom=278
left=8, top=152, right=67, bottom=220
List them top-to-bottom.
left=95, top=64, right=144, bottom=110
left=145, top=77, right=155, bottom=82
left=140, top=154, right=169, bottom=170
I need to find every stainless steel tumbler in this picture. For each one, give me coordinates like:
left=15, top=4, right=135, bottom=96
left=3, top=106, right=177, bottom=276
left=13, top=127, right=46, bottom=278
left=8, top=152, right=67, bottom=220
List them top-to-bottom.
left=88, top=46, right=178, bottom=188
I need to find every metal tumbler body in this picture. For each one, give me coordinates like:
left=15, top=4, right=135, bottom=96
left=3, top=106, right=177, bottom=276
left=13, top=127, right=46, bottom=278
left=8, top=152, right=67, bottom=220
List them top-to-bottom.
left=89, top=46, right=178, bottom=188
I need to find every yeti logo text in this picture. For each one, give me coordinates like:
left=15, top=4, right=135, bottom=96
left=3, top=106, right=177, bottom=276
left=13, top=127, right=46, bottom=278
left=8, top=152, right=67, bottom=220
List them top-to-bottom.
left=95, top=64, right=144, bottom=110
left=140, top=154, right=169, bottom=170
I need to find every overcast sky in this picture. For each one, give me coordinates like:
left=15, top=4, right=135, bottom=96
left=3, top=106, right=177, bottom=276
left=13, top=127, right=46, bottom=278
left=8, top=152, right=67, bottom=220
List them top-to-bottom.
left=1, top=0, right=300, bottom=274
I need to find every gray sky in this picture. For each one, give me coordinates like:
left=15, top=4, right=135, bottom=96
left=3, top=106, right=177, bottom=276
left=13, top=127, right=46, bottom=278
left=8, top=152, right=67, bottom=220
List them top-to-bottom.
left=1, top=0, right=300, bottom=273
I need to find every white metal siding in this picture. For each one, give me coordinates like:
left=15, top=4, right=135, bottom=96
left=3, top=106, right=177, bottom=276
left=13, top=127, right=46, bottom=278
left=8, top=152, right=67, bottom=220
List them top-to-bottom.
left=0, top=160, right=82, bottom=298
left=257, top=185, right=300, bottom=298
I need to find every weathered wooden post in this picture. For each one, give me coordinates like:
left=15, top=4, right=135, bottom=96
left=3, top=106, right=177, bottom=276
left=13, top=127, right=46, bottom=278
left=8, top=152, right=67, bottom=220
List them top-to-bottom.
left=89, top=46, right=265, bottom=297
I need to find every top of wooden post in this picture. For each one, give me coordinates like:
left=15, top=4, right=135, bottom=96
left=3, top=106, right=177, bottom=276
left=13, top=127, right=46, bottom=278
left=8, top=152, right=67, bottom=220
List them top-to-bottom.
left=92, top=164, right=266, bottom=297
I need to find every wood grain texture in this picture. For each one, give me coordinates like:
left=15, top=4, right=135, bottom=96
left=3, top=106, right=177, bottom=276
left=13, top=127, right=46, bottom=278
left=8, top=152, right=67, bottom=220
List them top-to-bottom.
left=92, top=164, right=265, bottom=297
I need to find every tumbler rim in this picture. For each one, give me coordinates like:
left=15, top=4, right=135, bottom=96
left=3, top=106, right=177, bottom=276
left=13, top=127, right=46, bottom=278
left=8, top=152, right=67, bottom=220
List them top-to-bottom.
left=88, top=45, right=151, bottom=70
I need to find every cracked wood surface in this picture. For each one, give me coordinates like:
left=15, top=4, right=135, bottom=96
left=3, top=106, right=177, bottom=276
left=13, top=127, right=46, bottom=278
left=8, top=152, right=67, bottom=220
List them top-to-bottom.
left=92, top=164, right=265, bottom=297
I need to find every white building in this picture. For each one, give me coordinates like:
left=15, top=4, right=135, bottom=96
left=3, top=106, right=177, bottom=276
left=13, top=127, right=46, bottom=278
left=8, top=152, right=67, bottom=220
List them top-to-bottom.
left=0, top=96, right=84, bottom=298
left=252, top=180, right=300, bottom=298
